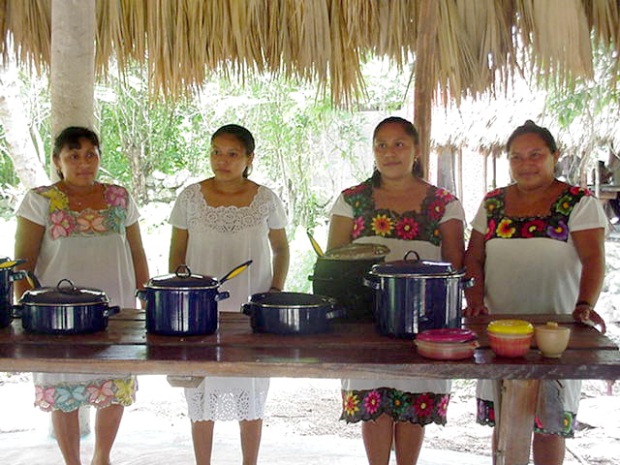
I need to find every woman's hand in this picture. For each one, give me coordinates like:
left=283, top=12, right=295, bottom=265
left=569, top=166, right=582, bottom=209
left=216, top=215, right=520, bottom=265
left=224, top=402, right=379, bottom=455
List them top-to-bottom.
left=572, top=302, right=607, bottom=334
left=463, top=304, right=489, bottom=317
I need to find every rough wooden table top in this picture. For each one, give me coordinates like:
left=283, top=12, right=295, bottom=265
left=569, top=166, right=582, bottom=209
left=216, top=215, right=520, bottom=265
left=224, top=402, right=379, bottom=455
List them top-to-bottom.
left=0, top=310, right=618, bottom=380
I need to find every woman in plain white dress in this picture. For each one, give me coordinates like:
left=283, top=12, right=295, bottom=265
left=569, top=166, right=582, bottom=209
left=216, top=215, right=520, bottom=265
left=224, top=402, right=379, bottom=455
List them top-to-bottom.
left=169, top=124, right=290, bottom=465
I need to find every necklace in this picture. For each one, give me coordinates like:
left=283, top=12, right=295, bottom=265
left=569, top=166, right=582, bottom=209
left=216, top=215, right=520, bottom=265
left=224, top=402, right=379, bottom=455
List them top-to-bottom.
left=59, top=182, right=98, bottom=208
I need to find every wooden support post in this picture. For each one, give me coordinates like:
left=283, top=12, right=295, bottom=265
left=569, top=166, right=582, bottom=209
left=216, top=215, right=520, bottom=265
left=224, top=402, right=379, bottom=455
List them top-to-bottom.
left=50, top=0, right=96, bottom=180
left=414, top=0, right=439, bottom=181
left=494, top=379, right=540, bottom=465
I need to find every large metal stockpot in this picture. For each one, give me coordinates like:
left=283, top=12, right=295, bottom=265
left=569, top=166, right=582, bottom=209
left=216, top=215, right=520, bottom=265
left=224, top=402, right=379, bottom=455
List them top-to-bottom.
left=309, top=243, right=389, bottom=321
left=364, top=251, right=471, bottom=338
left=0, top=258, right=26, bottom=328
left=138, top=261, right=251, bottom=336
left=14, top=279, right=120, bottom=334
left=242, top=292, right=340, bottom=335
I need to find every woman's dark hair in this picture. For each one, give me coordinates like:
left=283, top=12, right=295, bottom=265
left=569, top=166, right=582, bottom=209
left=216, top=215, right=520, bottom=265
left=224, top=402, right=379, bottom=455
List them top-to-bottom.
left=371, top=116, right=423, bottom=186
left=506, top=120, right=558, bottom=154
left=211, top=124, right=255, bottom=178
left=53, top=126, right=101, bottom=179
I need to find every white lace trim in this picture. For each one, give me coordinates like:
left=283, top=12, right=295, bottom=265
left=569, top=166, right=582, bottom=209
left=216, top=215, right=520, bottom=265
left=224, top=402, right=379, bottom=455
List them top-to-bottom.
left=183, top=184, right=273, bottom=234
left=185, top=379, right=269, bottom=421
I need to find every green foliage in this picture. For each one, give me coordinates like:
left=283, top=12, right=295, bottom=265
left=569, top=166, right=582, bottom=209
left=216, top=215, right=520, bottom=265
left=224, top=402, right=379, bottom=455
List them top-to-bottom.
left=546, top=45, right=620, bottom=128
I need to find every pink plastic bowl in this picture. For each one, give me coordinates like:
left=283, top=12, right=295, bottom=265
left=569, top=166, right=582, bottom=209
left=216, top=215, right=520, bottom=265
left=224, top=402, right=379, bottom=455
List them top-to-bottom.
left=488, top=332, right=533, bottom=358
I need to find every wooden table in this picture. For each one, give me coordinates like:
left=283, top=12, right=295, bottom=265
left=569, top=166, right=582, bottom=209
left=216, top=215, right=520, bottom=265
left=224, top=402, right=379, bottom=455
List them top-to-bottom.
left=1, top=310, right=619, bottom=465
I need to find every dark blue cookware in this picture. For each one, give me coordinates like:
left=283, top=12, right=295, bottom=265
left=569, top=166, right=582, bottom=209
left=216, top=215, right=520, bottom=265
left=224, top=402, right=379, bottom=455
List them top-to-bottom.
left=364, top=251, right=473, bottom=338
left=0, top=258, right=27, bottom=329
left=138, top=261, right=251, bottom=336
left=14, top=278, right=119, bottom=334
left=242, top=292, right=341, bottom=335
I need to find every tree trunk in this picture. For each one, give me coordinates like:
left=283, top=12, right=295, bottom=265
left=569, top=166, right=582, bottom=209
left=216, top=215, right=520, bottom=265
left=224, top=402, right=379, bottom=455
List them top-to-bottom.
left=0, top=61, right=49, bottom=188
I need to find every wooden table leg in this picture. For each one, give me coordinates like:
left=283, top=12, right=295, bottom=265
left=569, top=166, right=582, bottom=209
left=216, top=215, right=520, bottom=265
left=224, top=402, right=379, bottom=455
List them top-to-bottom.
left=494, top=379, right=540, bottom=465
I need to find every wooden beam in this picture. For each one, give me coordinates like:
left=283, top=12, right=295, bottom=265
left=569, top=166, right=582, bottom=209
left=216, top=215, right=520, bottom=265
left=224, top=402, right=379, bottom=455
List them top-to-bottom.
left=414, top=0, right=439, bottom=181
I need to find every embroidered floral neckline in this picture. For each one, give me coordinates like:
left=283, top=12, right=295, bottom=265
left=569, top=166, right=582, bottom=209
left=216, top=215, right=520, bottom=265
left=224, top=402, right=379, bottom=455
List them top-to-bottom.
left=342, top=179, right=456, bottom=245
left=34, top=184, right=129, bottom=240
left=483, top=185, right=589, bottom=242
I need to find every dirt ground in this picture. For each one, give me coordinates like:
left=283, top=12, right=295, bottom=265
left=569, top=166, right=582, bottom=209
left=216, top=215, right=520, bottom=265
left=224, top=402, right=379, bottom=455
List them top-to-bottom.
left=1, top=373, right=619, bottom=465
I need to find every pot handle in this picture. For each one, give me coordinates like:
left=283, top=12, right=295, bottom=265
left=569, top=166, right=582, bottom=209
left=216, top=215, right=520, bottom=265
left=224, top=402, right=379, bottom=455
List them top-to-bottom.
left=403, top=250, right=421, bottom=261
left=9, top=270, right=27, bottom=283
left=26, top=271, right=42, bottom=289
left=362, top=276, right=380, bottom=290
left=461, top=277, right=475, bottom=289
left=135, top=289, right=147, bottom=300
left=215, top=291, right=230, bottom=302
left=241, top=303, right=252, bottom=316
left=11, top=305, right=22, bottom=319
left=104, top=306, right=121, bottom=317
left=326, top=306, right=347, bottom=320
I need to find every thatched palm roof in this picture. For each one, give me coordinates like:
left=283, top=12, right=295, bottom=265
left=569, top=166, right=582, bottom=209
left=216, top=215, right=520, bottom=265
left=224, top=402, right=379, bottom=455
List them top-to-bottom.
left=1, top=0, right=618, bottom=106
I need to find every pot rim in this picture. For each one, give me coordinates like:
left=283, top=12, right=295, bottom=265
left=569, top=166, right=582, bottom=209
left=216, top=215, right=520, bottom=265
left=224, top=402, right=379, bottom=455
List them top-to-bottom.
left=368, top=270, right=466, bottom=279
left=144, top=283, right=219, bottom=291
left=20, top=301, right=108, bottom=307
left=248, top=302, right=330, bottom=310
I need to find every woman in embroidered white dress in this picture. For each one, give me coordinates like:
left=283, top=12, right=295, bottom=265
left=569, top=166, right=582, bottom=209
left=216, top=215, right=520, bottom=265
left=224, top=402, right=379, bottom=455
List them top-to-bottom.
left=328, top=117, right=465, bottom=465
left=464, top=120, right=607, bottom=465
left=168, top=124, right=290, bottom=465
left=14, top=126, right=150, bottom=465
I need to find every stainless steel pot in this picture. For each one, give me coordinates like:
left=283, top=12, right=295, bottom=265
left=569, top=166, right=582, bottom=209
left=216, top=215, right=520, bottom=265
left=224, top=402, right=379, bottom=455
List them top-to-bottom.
left=309, top=243, right=389, bottom=321
left=364, top=251, right=472, bottom=338
left=0, top=258, right=27, bottom=328
left=138, top=261, right=251, bottom=336
left=14, top=279, right=119, bottom=334
left=242, top=292, right=341, bottom=335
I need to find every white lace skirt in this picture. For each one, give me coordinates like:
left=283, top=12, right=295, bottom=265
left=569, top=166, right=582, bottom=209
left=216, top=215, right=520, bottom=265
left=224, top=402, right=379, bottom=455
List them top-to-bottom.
left=185, top=376, right=270, bottom=422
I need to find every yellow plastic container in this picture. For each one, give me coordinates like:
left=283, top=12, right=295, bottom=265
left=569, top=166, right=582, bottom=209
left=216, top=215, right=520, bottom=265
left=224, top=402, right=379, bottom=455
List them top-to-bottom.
left=487, top=319, right=534, bottom=357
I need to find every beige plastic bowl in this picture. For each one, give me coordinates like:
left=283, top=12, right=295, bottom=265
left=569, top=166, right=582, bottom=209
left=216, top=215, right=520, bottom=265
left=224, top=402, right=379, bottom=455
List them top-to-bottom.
left=535, top=321, right=571, bottom=358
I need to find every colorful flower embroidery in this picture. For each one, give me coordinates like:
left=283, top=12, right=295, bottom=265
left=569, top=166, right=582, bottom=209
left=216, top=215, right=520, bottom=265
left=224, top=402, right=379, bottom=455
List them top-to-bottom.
left=106, top=185, right=128, bottom=208
left=484, top=197, right=501, bottom=214
left=427, top=199, right=446, bottom=220
left=50, top=210, right=77, bottom=239
left=77, top=211, right=106, bottom=234
left=371, top=214, right=393, bottom=236
left=352, top=216, right=366, bottom=239
left=395, top=217, right=419, bottom=240
left=496, top=218, right=516, bottom=238
left=485, top=219, right=497, bottom=241
left=521, top=219, right=546, bottom=238
left=547, top=220, right=569, bottom=241
left=87, top=379, right=116, bottom=404
left=388, top=390, right=409, bottom=416
left=363, top=391, right=382, bottom=415
left=343, top=392, right=360, bottom=416
left=413, top=393, right=434, bottom=417
left=437, top=395, right=450, bottom=417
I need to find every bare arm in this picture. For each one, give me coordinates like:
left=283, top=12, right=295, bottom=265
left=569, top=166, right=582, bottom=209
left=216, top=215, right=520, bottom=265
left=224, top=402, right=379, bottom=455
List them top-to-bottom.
left=327, top=215, right=353, bottom=251
left=13, top=217, right=45, bottom=299
left=439, top=218, right=464, bottom=269
left=126, top=222, right=150, bottom=291
left=169, top=227, right=189, bottom=272
left=571, top=227, right=606, bottom=333
left=268, top=228, right=290, bottom=291
left=463, top=230, right=488, bottom=316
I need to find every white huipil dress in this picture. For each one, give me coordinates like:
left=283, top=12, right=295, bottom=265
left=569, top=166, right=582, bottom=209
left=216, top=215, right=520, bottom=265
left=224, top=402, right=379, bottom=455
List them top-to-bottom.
left=169, top=183, right=287, bottom=421
left=16, top=184, right=139, bottom=411
left=330, top=187, right=466, bottom=403
left=472, top=187, right=608, bottom=432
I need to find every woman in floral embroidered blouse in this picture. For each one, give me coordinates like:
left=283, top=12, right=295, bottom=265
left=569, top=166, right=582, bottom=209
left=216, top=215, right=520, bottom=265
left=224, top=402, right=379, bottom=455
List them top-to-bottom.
left=328, top=116, right=465, bottom=465
left=464, top=120, right=607, bottom=465
left=14, top=126, right=149, bottom=465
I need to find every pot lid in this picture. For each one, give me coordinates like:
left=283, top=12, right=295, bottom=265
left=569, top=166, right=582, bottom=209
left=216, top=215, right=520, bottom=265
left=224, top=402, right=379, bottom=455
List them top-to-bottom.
left=323, top=243, right=390, bottom=260
left=369, top=250, right=461, bottom=277
left=147, top=265, right=218, bottom=289
left=20, top=279, right=109, bottom=305
left=248, top=291, right=335, bottom=308
left=487, top=319, right=534, bottom=335
left=416, top=328, right=478, bottom=343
